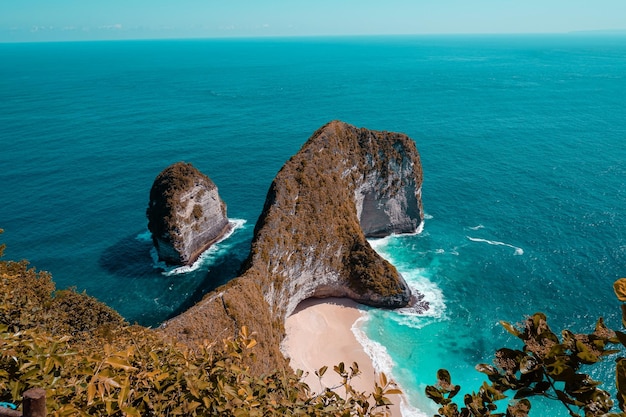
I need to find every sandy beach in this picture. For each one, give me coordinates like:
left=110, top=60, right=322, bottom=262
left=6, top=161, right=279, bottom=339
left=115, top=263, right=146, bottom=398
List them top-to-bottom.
left=282, top=297, right=403, bottom=416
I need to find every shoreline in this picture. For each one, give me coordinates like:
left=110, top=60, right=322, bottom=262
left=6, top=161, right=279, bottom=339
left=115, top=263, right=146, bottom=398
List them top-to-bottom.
left=282, top=297, right=404, bottom=416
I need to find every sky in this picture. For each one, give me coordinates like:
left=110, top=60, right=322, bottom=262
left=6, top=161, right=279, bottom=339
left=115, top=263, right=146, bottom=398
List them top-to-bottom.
left=1, top=0, right=626, bottom=42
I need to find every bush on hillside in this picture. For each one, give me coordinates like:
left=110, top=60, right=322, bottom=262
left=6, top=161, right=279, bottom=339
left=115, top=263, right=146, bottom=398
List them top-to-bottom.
left=0, top=229, right=401, bottom=416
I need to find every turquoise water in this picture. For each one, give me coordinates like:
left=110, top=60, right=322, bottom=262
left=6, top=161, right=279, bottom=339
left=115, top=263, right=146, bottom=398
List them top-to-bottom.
left=1, top=35, right=625, bottom=416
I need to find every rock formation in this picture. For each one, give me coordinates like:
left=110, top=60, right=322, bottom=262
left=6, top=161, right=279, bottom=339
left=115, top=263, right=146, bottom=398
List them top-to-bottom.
left=243, top=120, right=423, bottom=316
left=160, top=121, right=424, bottom=374
left=147, top=162, right=232, bottom=266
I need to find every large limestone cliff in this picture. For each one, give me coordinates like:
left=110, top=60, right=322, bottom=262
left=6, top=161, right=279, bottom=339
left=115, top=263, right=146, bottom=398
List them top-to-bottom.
left=243, top=120, right=423, bottom=317
left=160, top=121, right=424, bottom=374
left=147, top=162, right=232, bottom=266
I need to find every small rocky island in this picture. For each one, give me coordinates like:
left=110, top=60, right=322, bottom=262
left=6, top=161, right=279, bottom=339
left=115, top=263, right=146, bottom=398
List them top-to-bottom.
left=160, top=121, right=425, bottom=373
left=147, top=162, right=232, bottom=266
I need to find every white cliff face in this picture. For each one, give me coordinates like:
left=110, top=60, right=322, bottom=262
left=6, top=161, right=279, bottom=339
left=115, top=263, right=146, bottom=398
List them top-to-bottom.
left=355, top=148, right=423, bottom=237
left=147, top=162, right=231, bottom=266
left=171, top=183, right=231, bottom=265
left=264, top=242, right=348, bottom=318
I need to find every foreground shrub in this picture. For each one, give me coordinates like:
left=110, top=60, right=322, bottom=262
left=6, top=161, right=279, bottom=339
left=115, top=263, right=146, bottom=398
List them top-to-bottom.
left=0, top=230, right=400, bottom=416
left=426, top=278, right=626, bottom=417
left=1, top=324, right=399, bottom=416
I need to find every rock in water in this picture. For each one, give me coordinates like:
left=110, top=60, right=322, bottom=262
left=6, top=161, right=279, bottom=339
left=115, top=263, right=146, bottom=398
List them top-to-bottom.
left=160, top=121, right=424, bottom=374
left=147, top=162, right=232, bottom=266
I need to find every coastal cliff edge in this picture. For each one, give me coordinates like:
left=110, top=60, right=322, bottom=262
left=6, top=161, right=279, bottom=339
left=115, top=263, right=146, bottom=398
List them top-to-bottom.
left=160, top=121, right=425, bottom=374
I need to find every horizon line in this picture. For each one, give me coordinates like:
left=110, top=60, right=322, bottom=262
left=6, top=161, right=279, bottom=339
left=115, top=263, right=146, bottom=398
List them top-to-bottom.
left=2, top=29, right=626, bottom=45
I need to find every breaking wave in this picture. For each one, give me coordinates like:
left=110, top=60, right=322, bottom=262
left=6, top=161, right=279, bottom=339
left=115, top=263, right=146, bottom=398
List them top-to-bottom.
left=147, top=219, right=247, bottom=275
left=468, top=224, right=485, bottom=230
left=466, top=236, right=524, bottom=255
left=352, top=315, right=395, bottom=376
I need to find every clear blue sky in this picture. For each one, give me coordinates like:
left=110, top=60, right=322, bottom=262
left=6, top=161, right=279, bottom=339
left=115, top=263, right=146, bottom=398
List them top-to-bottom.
left=2, top=0, right=626, bottom=42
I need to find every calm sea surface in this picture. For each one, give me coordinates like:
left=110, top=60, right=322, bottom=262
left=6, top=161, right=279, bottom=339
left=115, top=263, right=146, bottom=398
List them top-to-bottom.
left=1, top=35, right=625, bottom=416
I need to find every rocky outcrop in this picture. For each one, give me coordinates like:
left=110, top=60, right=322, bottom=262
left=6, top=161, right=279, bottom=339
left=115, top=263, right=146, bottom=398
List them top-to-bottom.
left=243, top=120, right=423, bottom=316
left=160, top=121, right=424, bottom=374
left=147, top=162, right=232, bottom=266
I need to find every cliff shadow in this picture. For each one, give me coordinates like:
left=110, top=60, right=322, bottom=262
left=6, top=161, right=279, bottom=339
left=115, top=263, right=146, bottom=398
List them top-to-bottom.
left=98, top=231, right=250, bottom=325
left=99, top=231, right=157, bottom=278
left=163, top=239, right=251, bottom=320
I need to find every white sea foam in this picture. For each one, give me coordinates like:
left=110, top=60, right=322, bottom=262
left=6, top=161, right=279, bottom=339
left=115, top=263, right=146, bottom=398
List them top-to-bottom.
left=149, top=218, right=247, bottom=275
left=367, top=218, right=425, bottom=247
left=415, top=221, right=425, bottom=234
left=468, top=224, right=484, bottom=230
left=364, top=233, right=446, bottom=416
left=368, top=235, right=393, bottom=252
left=369, top=236, right=448, bottom=328
left=467, top=236, right=524, bottom=255
left=391, top=277, right=447, bottom=329
left=353, top=306, right=433, bottom=417
left=351, top=315, right=395, bottom=376
left=352, top=315, right=429, bottom=417
left=399, top=400, right=429, bottom=417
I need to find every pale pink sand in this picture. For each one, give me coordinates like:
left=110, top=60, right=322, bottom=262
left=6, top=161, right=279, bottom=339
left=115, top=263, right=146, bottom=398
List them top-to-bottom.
left=282, top=297, right=403, bottom=416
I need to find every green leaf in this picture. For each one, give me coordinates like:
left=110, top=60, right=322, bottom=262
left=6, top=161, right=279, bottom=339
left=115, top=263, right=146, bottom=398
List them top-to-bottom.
left=614, top=279, right=626, bottom=302
left=530, top=313, right=548, bottom=331
left=500, top=321, right=522, bottom=338
left=241, top=325, right=249, bottom=338
left=575, top=340, right=599, bottom=364
left=547, top=342, right=568, bottom=359
left=104, top=356, right=138, bottom=372
left=519, top=356, right=539, bottom=374
left=546, top=357, right=571, bottom=378
left=616, top=359, right=626, bottom=410
left=350, top=361, right=359, bottom=374
left=333, top=362, right=345, bottom=376
left=476, top=364, right=499, bottom=376
left=315, top=366, right=327, bottom=378
left=437, top=369, right=452, bottom=385
left=379, top=372, right=388, bottom=388
left=118, top=376, right=130, bottom=406
left=87, top=381, right=97, bottom=404
left=532, top=381, right=551, bottom=394
left=482, top=382, right=506, bottom=401
left=449, top=384, right=461, bottom=400
left=425, top=385, right=444, bottom=404
left=514, top=387, right=535, bottom=399
left=385, top=388, right=403, bottom=395
left=555, top=389, right=583, bottom=407
left=508, top=398, right=531, bottom=417
left=120, top=406, right=141, bottom=417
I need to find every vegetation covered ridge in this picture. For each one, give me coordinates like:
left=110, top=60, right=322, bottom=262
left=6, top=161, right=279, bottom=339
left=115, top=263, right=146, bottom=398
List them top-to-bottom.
left=161, top=120, right=426, bottom=374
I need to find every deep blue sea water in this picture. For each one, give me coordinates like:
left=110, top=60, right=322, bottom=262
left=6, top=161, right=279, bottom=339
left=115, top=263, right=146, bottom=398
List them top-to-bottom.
left=1, top=35, right=625, bottom=416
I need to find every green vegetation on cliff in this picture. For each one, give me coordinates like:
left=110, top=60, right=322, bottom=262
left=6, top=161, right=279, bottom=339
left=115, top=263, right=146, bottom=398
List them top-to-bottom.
left=0, top=230, right=400, bottom=416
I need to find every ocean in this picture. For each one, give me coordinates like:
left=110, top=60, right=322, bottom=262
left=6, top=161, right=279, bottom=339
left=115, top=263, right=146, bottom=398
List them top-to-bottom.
left=1, top=34, right=625, bottom=416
